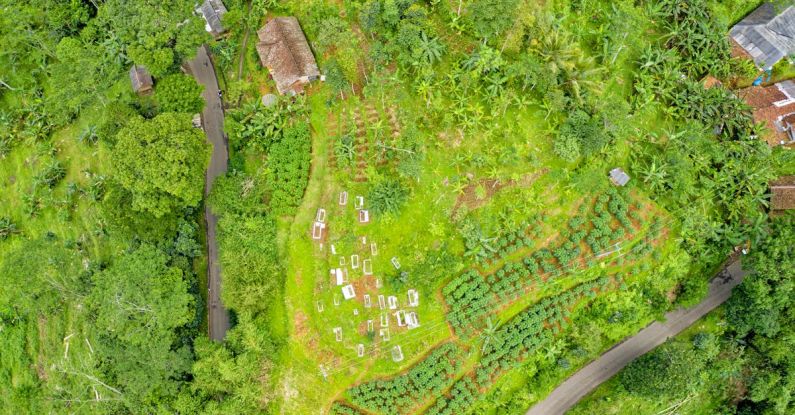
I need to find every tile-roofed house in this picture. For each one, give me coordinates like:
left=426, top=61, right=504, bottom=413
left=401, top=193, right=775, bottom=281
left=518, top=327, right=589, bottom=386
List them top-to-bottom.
left=197, top=0, right=227, bottom=38
left=730, top=3, right=795, bottom=69
left=256, top=17, right=320, bottom=95
left=129, top=64, right=153, bottom=94
left=738, top=80, right=795, bottom=146
left=609, top=168, right=630, bottom=187
left=770, top=176, right=795, bottom=211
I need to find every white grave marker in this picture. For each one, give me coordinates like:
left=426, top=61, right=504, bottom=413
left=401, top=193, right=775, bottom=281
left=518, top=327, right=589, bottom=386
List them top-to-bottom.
left=339, top=191, right=348, bottom=205
left=355, top=196, right=365, bottom=210
left=316, top=208, right=326, bottom=223
left=359, top=210, right=370, bottom=223
left=312, top=222, right=325, bottom=240
left=371, top=242, right=378, bottom=256
left=351, top=255, right=360, bottom=269
left=391, top=257, right=401, bottom=269
left=363, top=259, right=373, bottom=275
left=342, top=284, right=356, bottom=300
left=407, top=289, right=419, bottom=307
left=364, top=294, right=372, bottom=308
left=378, top=295, right=386, bottom=310
left=388, top=296, right=398, bottom=310
left=316, top=301, right=324, bottom=312
left=395, top=310, right=406, bottom=327
left=406, top=312, right=420, bottom=330
left=380, top=313, right=389, bottom=327
left=367, top=320, right=374, bottom=333
left=333, top=327, right=342, bottom=342
left=380, top=328, right=391, bottom=341
left=357, top=344, right=365, bottom=357
left=391, top=345, right=404, bottom=362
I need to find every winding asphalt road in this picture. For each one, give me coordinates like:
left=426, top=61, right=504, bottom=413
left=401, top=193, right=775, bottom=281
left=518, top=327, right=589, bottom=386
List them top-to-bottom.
left=188, top=45, right=231, bottom=342
left=526, top=260, right=747, bottom=415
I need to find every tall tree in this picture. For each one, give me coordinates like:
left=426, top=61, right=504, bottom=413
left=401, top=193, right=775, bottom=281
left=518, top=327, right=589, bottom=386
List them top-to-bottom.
left=112, top=113, right=210, bottom=218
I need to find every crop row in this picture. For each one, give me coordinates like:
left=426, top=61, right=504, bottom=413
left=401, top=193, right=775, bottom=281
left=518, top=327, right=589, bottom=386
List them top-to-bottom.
left=444, top=191, right=641, bottom=336
left=427, top=277, right=615, bottom=414
left=346, top=343, right=462, bottom=415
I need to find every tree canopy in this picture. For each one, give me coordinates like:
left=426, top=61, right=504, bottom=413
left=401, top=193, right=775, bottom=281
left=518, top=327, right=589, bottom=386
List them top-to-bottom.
left=112, top=113, right=210, bottom=217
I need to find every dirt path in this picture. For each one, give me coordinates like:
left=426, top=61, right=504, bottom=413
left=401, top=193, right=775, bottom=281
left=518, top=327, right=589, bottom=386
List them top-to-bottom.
left=188, top=45, right=231, bottom=342
left=525, top=260, right=747, bottom=415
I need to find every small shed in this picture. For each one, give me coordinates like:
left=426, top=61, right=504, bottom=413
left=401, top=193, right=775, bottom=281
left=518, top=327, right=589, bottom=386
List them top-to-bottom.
left=197, top=0, right=228, bottom=37
left=256, top=17, right=320, bottom=95
left=129, top=65, right=153, bottom=94
left=609, top=168, right=630, bottom=187
left=771, top=176, right=795, bottom=211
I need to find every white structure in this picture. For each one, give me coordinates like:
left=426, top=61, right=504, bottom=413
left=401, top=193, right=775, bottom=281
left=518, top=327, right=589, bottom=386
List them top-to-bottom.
left=339, top=191, right=348, bottom=205
left=355, top=196, right=365, bottom=210
left=316, top=208, right=326, bottom=223
left=359, top=210, right=370, bottom=223
left=312, top=221, right=325, bottom=240
left=371, top=242, right=378, bottom=256
left=330, top=244, right=336, bottom=255
left=351, top=255, right=360, bottom=269
left=339, top=256, right=346, bottom=266
left=391, top=257, right=401, bottom=269
left=363, top=259, right=373, bottom=275
left=331, top=268, right=345, bottom=286
left=376, top=278, right=383, bottom=289
left=342, top=284, right=356, bottom=300
left=407, top=289, right=419, bottom=307
left=333, top=294, right=340, bottom=306
left=364, top=294, right=372, bottom=308
left=378, top=295, right=386, bottom=309
left=388, top=296, right=398, bottom=310
left=316, top=301, right=324, bottom=312
left=353, top=308, right=359, bottom=316
left=395, top=310, right=406, bottom=327
left=406, top=312, right=420, bottom=330
left=380, top=313, right=389, bottom=327
left=367, top=320, right=374, bottom=333
left=333, top=327, right=342, bottom=342
left=380, top=328, right=390, bottom=341
left=357, top=344, right=365, bottom=357
left=391, top=345, right=404, bottom=362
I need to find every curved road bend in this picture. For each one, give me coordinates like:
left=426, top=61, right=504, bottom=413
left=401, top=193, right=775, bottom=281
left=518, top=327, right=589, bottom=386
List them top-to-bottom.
left=188, top=45, right=231, bottom=341
left=526, top=260, right=747, bottom=415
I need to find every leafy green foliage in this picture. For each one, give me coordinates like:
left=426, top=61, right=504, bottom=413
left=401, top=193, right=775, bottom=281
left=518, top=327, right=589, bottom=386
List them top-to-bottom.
left=466, top=0, right=520, bottom=40
left=155, top=73, right=205, bottom=113
left=112, top=113, right=210, bottom=217
left=267, top=123, right=311, bottom=215
left=368, top=179, right=408, bottom=215
left=217, top=214, right=282, bottom=314
left=621, top=341, right=703, bottom=397
left=347, top=343, right=462, bottom=414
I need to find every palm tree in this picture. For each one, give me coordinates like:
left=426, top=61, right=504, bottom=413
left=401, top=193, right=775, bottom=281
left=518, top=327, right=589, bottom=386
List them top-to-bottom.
left=418, top=32, right=445, bottom=66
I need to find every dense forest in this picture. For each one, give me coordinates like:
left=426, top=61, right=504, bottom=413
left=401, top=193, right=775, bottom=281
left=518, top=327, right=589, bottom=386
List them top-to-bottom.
left=1, top=0, right=793, bottom=414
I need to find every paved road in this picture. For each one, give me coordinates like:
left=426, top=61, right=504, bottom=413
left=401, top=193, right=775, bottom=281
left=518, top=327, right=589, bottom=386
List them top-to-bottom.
left=188, top=45, right=230, bottom=342
left=526, top=260, right=747, bottom=415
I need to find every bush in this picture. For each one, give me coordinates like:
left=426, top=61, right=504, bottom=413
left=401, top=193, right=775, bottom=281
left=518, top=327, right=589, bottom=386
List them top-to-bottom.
left=155, top=73, right=204, bottom=113
left=368, top=179, right=408, bottom=215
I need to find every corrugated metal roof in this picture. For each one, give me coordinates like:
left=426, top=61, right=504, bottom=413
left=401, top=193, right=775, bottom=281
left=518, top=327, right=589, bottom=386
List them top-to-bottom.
left=198, top=0, right=227, bottom=36
left=609, top=168, right=630, bottom=187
